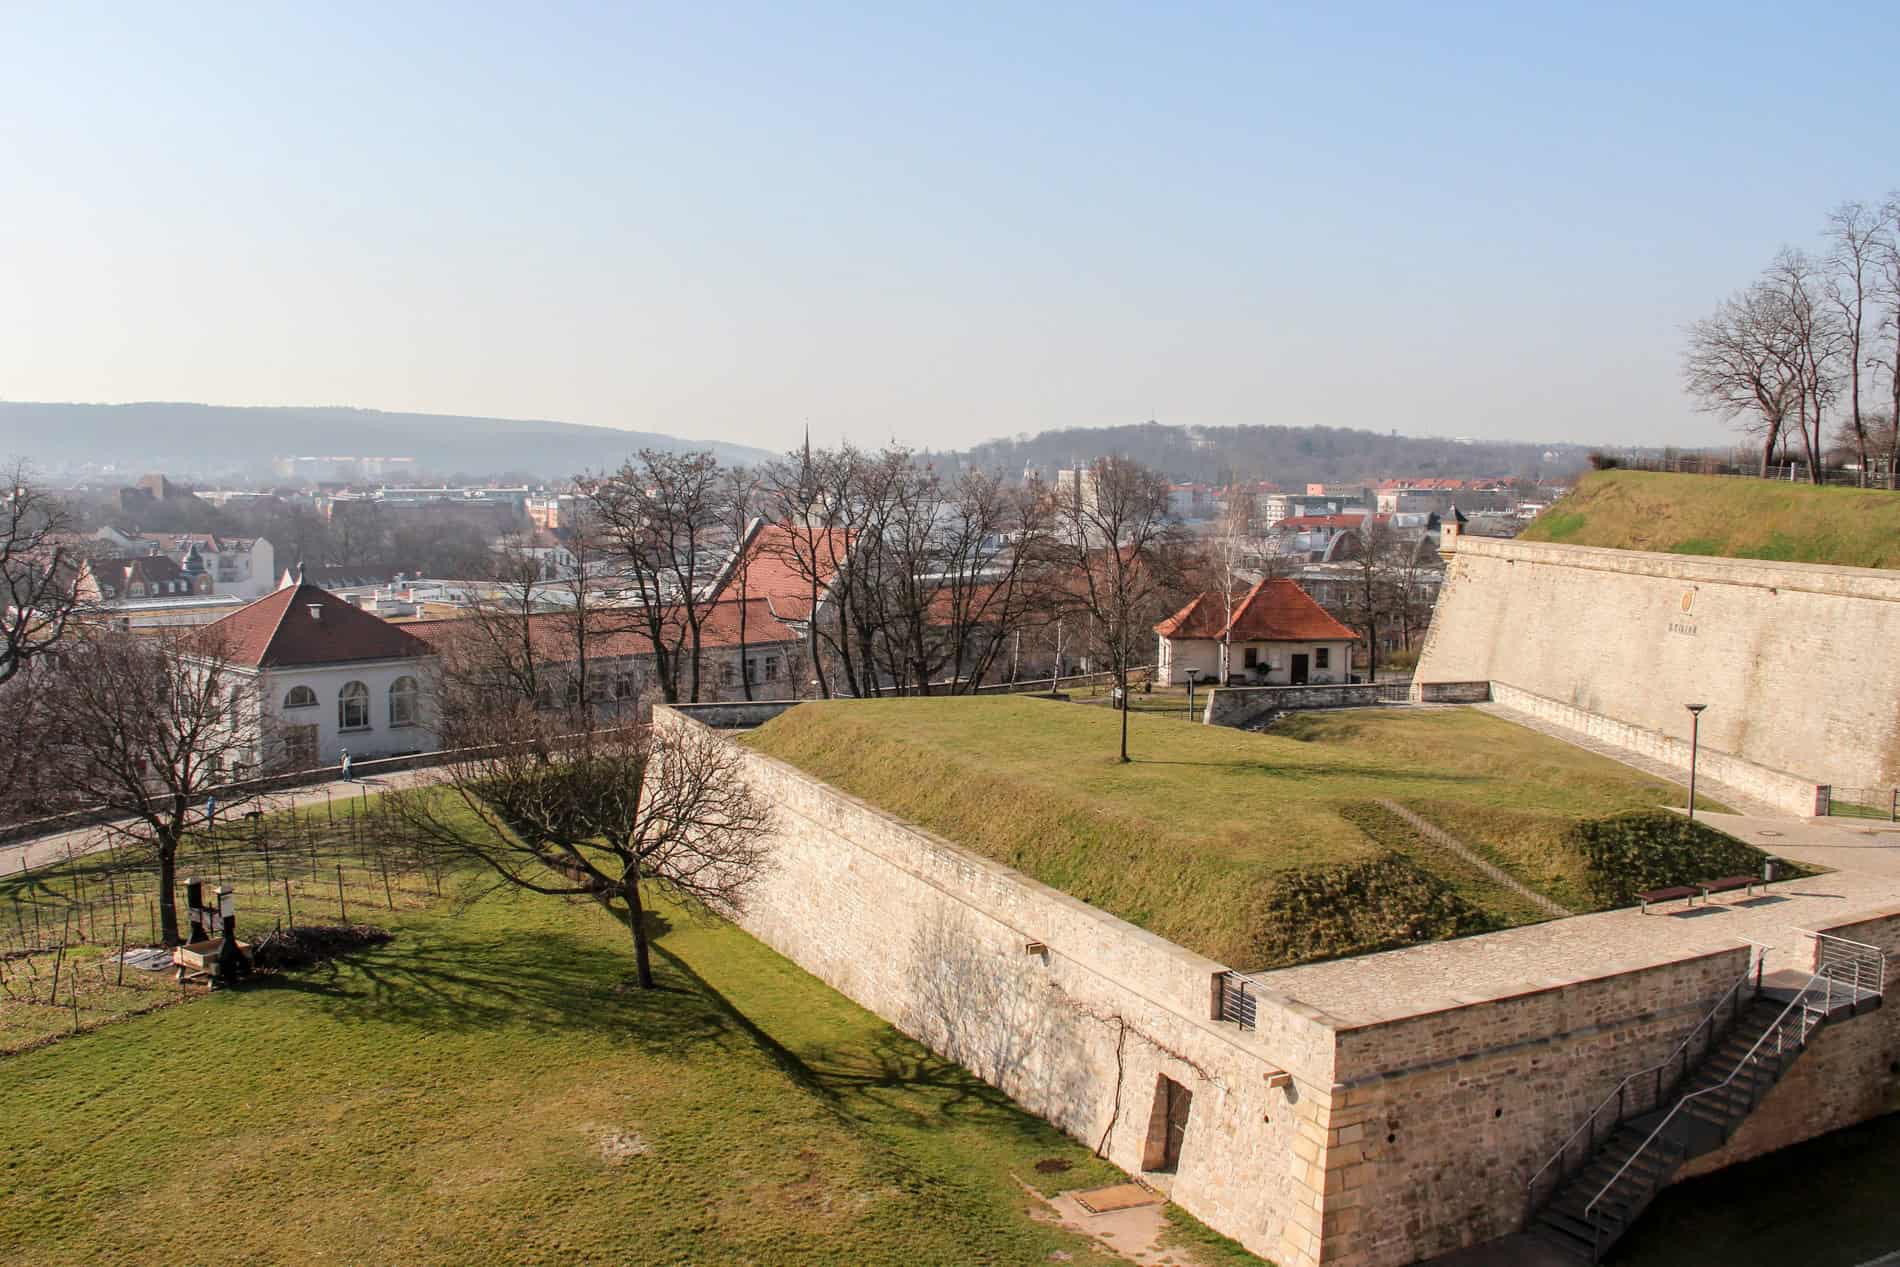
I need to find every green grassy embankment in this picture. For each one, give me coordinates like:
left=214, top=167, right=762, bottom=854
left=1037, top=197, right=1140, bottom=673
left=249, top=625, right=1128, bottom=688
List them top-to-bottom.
left=1522, top=469, right=1900, bottom=568
left=740, top=698, right=1764, bottom=968
left=1, top=793, right=1228, bottom=1267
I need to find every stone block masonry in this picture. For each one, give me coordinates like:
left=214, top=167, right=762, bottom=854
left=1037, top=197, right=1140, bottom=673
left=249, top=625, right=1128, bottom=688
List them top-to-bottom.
left=1414, top=535, right=1900, bottom=791
left=1486, top=681, right=1826, bottom=818
left=1203, top=682, right=1381, bottom=728
left=654, top=704, right=1342, bottom=1265
left=654, top=705, right=1900, bottom=1266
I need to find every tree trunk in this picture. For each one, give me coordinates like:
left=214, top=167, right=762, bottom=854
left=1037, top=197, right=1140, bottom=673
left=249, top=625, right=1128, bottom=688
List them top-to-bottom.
left=1117, top=664, right=1130, bottom=764
left=157, top=839, right=182, bottom=946
left=624, top=871, right=654, bottom=989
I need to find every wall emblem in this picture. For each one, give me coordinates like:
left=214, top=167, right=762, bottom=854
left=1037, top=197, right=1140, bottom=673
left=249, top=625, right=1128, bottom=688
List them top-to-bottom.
left=1680, top=590, right=1695, bottom=614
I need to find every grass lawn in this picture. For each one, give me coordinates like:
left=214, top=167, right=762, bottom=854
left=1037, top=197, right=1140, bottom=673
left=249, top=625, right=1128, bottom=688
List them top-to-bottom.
left=1522, top=469, right=1900, bottom=569
left=741, top=698, right=1740, bottom=968
left=0, top=801, right=1261, bottom=1267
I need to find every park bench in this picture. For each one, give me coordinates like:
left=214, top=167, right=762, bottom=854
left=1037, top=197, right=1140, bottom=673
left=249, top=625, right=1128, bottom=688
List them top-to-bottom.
left=1698, top=874, right=1761, bottom=903
left=1637, top=885, right=1699, bottom=914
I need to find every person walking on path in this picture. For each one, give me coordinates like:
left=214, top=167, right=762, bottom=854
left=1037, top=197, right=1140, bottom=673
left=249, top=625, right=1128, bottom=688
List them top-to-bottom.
left=340, top=749, right=352, bottom=782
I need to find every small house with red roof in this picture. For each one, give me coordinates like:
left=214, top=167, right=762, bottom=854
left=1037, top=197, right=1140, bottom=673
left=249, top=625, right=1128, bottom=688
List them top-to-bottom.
left=1153, top=578, right=1359, bottom=687
left=185, top=580, right=436, bottom=771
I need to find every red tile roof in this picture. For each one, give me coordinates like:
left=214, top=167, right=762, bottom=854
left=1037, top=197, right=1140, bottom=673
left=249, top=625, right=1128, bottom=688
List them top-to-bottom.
left=713, top=521, right=851, bottom=621
left=1154, top=579, right=1359, bottom=643
left=186, top=583, right=431, bottom=668
left=405, top=597, right=801, bottom=661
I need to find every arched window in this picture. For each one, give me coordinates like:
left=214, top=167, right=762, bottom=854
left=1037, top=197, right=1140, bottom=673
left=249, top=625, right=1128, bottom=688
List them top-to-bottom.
left=389, top=676, right=419, bottom=726
left=339, top=681, right=370, bottom=730
left=284, top=685, right=317, bottom=709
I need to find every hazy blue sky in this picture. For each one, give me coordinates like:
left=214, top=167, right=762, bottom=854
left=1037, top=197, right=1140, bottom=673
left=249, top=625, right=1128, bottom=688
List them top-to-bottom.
left=4, top=3, right=1896, bottom=455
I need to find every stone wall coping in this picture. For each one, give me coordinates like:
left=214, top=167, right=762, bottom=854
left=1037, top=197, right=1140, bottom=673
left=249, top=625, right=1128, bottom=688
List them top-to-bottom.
left=1452, top=534, right=1900, bottom=600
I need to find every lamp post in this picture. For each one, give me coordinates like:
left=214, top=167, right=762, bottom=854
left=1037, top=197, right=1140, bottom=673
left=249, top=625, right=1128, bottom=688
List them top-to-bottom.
left=1185, top=668, right=1203, bottom=722
left=1685, top=704, right=1708, bottom=821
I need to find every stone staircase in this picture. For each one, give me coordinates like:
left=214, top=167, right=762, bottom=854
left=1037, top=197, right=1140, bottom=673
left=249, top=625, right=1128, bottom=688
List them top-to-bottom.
left=1524, top=939, right=1885, bottom=1263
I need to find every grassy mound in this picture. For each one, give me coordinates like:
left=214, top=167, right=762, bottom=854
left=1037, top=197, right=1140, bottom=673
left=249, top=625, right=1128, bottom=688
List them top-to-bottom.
left=1522, top=470, right=1900, bottom=568
left=741, top=698, right=1715, bottom=967
left=1569, top=811, right=1805, bottom=905
left=1252, top=852, right=1494, bottom=968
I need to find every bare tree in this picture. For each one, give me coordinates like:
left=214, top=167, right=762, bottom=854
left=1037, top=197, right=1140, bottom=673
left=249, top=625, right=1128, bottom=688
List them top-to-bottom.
left=1872, top=193, right=1900, bottom=480
left=1825, top=202, right=1889, bottom=480
left=1765, top=248, right=1845, bottom=481
left=1683, top=284, right=1803, bottom=477
left=759, top=444, right=848, bottom=699
left=584, top=450, right=729, bottom=703
left=1050, top=457, right=1184, bottom=763
left=2, top=463, right=87, bottom=686
left=715, top=466, right=763, bottom=701
left=1209, top=486, right=1260, bottom=684
left=1340, top=518, right=1402, bottom=682
left=40, top=628, right=265, bottom=945
left=387, top=713, right=769, bottom=989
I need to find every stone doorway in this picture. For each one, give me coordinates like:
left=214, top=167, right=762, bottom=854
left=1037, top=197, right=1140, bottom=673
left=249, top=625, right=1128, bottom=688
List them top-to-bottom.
left=1141, top=1075, right=1193, bottom=1173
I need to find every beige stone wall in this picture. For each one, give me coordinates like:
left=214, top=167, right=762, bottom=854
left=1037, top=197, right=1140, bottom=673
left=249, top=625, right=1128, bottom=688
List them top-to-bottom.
left=1415, top=536, right=1900, bottom=789
left=1486, top=681, right=1826, bottom=817
left=652, top=700, right=1900, bottom=1267
left=653, top=706, right=1342, bottom=1266
left=1671, top=909, right=1900, bottom=1181
left=1316, top=947, right=1752, bottom=1266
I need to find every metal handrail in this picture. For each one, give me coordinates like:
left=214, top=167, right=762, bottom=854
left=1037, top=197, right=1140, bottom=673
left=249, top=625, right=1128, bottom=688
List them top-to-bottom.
left=1808, top=931, right=1886, bottom=996
left=1524, top=955, right=1758, bottom=1204
left=1583, top=972, right=1831, bottom=1227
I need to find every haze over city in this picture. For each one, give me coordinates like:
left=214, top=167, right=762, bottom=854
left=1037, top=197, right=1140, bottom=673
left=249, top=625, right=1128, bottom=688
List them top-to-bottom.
left=6, top=2, right=1896, bottom=454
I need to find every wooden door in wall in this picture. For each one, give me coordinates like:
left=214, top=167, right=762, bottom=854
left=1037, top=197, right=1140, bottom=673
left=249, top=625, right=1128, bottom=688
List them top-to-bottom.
left=1291, top=653, right=1310, bottom=685
left=1162, top=1078, right=1193, bottom=1171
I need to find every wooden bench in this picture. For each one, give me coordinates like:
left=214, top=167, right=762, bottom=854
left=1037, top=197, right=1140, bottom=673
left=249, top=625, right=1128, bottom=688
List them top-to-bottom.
left=1698, top=874, right=1761, bottom=902
left=1637, top=885, right=1700, bottom=913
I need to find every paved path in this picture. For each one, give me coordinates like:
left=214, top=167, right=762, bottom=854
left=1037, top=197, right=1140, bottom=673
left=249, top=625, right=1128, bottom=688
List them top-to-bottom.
left=1476, top=701, right=1790, bottom=820
left=0, top=768, right=447, bottom=875
left=1377, top=798, right=1573, bottom=918
left=1694, top=810, right=1900, bottom=879
left=1251, top=813, right=1900, bottom=1027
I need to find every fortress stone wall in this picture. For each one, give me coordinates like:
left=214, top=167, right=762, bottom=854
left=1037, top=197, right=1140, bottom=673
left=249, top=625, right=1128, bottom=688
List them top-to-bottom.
left=1414, top=536, right=1900, bottom=793
left=650, top=707, right=1900, bottom=1267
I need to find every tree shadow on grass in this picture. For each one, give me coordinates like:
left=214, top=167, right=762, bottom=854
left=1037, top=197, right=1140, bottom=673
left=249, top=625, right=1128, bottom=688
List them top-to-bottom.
left=254, top=922, right=735, bottom=1061
left=651, top=940, right=1045, bottom=1135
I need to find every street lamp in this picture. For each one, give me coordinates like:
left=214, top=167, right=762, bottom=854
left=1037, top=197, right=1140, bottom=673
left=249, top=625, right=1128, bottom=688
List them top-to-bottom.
left=1185, top=668, right=1203, bottom=722
left=1685, top=704, right=1708, bottom=821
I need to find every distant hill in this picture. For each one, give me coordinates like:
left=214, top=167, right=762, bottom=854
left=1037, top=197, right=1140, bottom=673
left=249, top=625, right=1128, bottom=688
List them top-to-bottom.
left=0, top=402, right=776, bottom=480
left=944, top=420, right=1593, bottom=485
left=1522, top=470, right=1900, bottom=569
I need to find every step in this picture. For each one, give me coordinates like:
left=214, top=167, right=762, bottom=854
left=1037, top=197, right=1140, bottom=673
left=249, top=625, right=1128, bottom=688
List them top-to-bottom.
left=1539, top=1207, right=1622, bottom=1248
left=1526, top=1220, right=1597, bottom=1263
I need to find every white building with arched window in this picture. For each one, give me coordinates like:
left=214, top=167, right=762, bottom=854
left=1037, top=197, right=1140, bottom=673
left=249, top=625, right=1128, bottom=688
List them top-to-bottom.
left=184, top=582, right=437, bottom=772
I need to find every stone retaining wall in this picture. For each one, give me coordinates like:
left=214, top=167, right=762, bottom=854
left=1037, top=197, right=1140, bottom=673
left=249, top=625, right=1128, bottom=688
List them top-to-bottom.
left=1415, top=535, right=1900, bottom=789
left=1414, top=680, right=1491, bottom=704
left=1488, top=681, right=1827, bottom=817
left=1203, top=682, right=1382, bottom=727
left=652, top=703, right=1900, bottom=1267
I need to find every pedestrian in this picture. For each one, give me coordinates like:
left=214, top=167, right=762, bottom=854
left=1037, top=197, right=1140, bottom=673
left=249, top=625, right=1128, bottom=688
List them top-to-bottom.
left=340, top=749, right=352, bottom=782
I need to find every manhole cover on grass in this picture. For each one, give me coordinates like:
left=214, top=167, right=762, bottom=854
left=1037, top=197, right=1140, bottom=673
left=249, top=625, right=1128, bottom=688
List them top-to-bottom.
left=1072, top=1182, right=1161, bottom=1213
